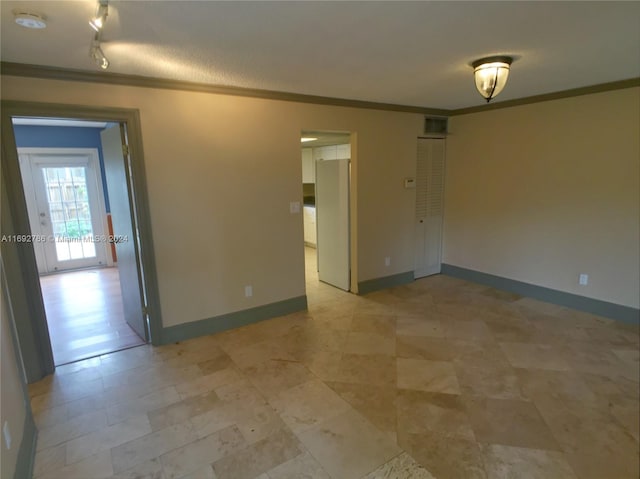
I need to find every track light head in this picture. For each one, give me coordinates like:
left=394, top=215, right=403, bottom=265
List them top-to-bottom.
left=89, top=2, right=108, bottom=32
left=90, top=42, right=109, bottom=70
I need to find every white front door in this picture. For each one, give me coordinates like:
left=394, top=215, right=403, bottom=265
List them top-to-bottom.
left=414, top=138, right=445, bottom=278
left=19, top=149, right=108, bottom=273
left=316, top=157, right=350, bottom=291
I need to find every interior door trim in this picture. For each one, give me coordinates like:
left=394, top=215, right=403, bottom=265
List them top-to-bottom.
left=1, top=100, right=164, bottom=382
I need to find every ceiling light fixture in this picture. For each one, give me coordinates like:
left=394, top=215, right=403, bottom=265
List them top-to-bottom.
left=88, top=0, right=110, bottom=70
left=89, top=1, right=109, bottom=32
left=13, top=11, right=47, bottom=29
left=90, top=41, right=109, bottom=70
left=472, top=56, right=513, bottom=103
left=301, top=137, right=318, bottom=143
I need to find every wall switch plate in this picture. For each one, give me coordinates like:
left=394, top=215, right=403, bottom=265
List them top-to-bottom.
left=404, top=178, right=416, bottom=189
left=289, top=201, right=301, bottom=214
left=385, top=257, right=391, bottom=266
left=579, top=274, right=589, bottom=286
left=245, top=285, right=253, bottom=297
left=3, top=421, right=11, bottom=450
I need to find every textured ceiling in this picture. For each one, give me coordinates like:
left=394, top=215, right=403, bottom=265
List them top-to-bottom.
left=1, top=1, right=639, bottom=110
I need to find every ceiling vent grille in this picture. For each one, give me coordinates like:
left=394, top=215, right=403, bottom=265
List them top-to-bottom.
left=424, top=116, right=448, bottom=137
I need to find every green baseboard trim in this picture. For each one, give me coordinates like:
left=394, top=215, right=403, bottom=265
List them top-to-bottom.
left=441, top=264, right=640, bottom=324
left=358, top=271, right=414, bottom=295
left=160, top=295, right=308, bottom=344
left=14, top=411, right=36, bottom=479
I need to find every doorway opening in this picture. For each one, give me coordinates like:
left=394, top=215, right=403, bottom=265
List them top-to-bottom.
left=8, top=115, right=151, bottom=367
left=300, top=130, right=352, bottom=299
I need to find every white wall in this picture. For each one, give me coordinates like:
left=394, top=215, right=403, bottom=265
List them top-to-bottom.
left=4, top=75, right=636, bottom=333
left=1, top=76, right=424, bottom=327
left=445, top=87, right=640, bottom=308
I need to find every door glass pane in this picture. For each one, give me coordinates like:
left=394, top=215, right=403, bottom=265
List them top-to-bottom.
left=41, top=167, right=96, bottom=262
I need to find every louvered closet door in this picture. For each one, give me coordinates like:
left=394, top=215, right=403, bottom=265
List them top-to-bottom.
left=414, top=138, right=445, bottom=278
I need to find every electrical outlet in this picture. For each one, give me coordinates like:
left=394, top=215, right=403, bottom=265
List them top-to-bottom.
left=289, top=201, right=301, bottom=214
left=385, top=257, right=391, bottom=267
left=579, top=274, right=589, bottom=286
left=245, top=285, right=253, bottom=297
left=3, top=421, right=11, bottom=450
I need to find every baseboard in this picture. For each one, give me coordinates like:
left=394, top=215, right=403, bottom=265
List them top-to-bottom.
left=441, top=264, right=640, bottom=324
left=358, top=271, right=414, bottom=295
left=160, top=295, right=308, bottom=344
left=14, top=411, right=36, bottom=479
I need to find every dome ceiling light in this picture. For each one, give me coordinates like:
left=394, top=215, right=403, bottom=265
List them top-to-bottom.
left=13, top=11, right=47, bottom=29
left=472, top=56, right=513, bottom=102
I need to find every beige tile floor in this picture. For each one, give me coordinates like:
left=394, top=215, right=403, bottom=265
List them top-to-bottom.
left=28, top=248, right=639, bottom=478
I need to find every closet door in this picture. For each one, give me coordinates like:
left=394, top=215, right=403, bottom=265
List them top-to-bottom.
left=414, top=138, right=445, bottom=278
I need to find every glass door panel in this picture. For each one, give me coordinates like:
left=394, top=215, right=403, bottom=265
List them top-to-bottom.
left=19, top=150, right=109, bottom=274
left=27, top=153, right=108, bottom=273
left=41, top=166, right=98, bottom=262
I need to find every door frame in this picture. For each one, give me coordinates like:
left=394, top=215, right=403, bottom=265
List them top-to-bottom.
left=1, top=100, right=163, bottom=382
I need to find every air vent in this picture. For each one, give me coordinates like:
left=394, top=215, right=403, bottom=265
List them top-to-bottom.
left=424, top=117, right=448, bottom=137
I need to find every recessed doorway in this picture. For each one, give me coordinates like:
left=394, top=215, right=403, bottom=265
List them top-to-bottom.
left=2, top=101, right=162, bottom=382
left=14, top=118, right=147, bottom=365
left=300, top=130, right=352, bottom=293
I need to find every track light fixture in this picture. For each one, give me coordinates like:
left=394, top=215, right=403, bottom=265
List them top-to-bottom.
left=88, top=0, right=110, bottom=70
left=89, top=1, right=108, bottom=32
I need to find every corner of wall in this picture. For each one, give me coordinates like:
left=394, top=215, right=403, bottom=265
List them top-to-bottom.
left=14, top=413, right=37, bottom=479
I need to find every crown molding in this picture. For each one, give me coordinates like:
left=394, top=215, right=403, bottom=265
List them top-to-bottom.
left=0, top=62, right=449, bottom=116
left=2, top=62, right=638, bottom=118
left=449, top=77, right=640, bottom=116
